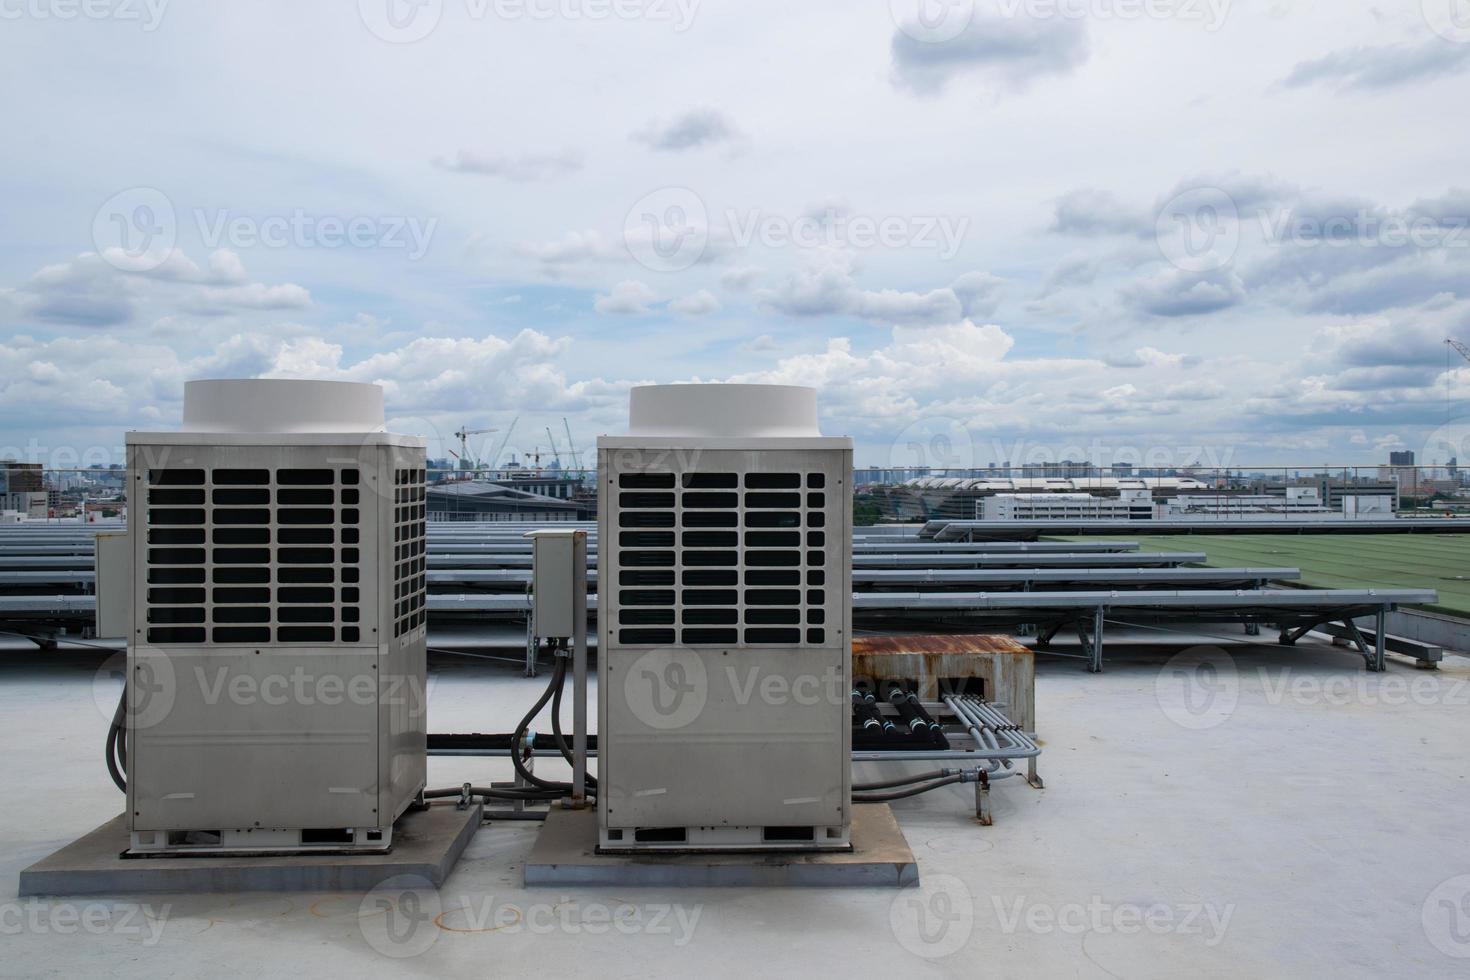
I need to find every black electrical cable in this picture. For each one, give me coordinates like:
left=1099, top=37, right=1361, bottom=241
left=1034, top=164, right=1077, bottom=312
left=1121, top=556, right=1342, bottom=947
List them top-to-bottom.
left=508, top=654, right=589, bottom=796
left=105, top=685, right=127, bottom=793
left=853, top=770, right=948, bottom=791
left=852, top=774, right=964, bottom=803
left=422, top=786, right=563, bottom=802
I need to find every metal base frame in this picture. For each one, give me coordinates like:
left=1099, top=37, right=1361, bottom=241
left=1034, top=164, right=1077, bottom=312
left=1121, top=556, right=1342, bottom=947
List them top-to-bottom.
left=1028, top=603, right=1406, bottom=674
left=127, top=825, right=394, bottom=856
left=597, top=826, right=852, bottom=854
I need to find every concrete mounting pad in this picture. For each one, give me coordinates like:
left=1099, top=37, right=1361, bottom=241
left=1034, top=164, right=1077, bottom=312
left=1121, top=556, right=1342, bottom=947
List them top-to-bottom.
left=18, top=804, right=482, bottom=897
left=524, top=804, right=918, bottom=888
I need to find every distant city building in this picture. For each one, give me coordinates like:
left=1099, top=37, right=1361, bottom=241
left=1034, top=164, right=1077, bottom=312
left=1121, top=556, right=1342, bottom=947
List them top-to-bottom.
left=1390, top=451, right=1416, bottom=466
left=0, top=461, right=46, bottom=517
left=874, top=476, right=1209, bottom=522
left=427, top=481, right=592, bottom=522
left=973, top=486, right=1397, bottom=523
left=980, top=490, right=1154, bottom=521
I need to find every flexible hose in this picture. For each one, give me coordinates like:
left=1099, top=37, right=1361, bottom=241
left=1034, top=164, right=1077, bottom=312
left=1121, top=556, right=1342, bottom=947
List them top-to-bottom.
left=509, top=655, right=591, bottom=796
left=105, top=685, right=126, bottom=793
left=853, top=770, right=948, bottom=791
left=853, top=774, right=964, bottom=803
left=422, top=786, right=563, bottom=801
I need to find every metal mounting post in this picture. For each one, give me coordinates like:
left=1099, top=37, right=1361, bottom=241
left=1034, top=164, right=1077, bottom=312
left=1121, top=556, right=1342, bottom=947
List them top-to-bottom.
left=571, top=532, right=589, bottom=806
left=1077, top=606, right=1105, bottom=673
left=1373, top=608, right=1387, bottom=673
left=524, top=615, right=537, bottom=678
left=1342, top=617, right=1382, bottom=672
left=1027, top=755, right=1044, bottom=790
left=975, top=771, right=992, bottom=826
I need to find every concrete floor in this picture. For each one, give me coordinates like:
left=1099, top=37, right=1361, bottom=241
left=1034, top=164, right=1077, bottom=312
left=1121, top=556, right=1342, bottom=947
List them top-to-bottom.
left=2, top=633, right=1468, bottom=978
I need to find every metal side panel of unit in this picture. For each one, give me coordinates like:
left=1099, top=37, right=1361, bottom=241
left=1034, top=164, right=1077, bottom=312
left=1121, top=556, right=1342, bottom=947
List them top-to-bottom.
left=379, top=631, right=428, bottom=821
left=127, top=646, right=382, bottom=831
left=601, top=646, right=847, bottom=828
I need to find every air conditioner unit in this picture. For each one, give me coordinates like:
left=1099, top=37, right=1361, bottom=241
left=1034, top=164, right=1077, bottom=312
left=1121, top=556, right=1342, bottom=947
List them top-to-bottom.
left=123, top=379, right=427, bottom=854
left=597, top=384, right=853, bottom=851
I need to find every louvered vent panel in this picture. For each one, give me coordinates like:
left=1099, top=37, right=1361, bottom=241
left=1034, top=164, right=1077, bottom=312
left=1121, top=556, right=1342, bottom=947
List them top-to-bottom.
left=144, top=466, right=363, bottom=645
left=392, top=466, right=427, bottom=637
left=613, top=469, right=830, bottom=647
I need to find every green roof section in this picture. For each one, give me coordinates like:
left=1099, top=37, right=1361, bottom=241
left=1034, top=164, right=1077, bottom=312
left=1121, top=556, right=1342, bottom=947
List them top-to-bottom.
left=1056, top=533, right=1470, bottom=618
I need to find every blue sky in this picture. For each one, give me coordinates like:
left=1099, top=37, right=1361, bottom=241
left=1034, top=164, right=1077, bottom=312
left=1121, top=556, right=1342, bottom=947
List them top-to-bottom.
left=2, top=0, right=1469, bottom=471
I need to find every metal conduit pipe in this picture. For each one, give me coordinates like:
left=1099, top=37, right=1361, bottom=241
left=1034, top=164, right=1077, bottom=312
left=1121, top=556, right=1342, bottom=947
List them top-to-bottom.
left=941, top=696, right=1042, bottom=760
left=955, top=696, right=1037, bottom=751
left=937, top=699, right=1003, bottom=773
left=952, top=699, right=1023, bottom=760
left=966, top=699, right=1041, bottom=754
left=951, top=700, right=1010, bottom=767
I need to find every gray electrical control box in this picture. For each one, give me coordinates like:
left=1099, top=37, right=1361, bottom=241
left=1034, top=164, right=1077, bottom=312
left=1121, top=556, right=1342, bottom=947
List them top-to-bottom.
left=528, top=529, right=585, bottom=639
left=94, top=531, right=131, bottom=639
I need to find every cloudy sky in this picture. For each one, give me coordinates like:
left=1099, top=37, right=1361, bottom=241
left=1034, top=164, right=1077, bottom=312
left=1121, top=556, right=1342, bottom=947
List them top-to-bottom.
left=3, top=0, right=1469, bottom=472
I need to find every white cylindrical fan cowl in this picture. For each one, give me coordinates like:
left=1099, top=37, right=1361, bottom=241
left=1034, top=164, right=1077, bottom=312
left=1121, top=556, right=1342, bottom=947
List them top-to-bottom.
left=180, top=379, right=386, bottom=434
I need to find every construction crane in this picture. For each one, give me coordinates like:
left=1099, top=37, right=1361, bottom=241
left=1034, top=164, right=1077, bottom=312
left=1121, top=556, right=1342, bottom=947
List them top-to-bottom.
left=1449, top=338, right=1470, bottom=365
left=487, top=416, right=519, bottom=471
left=562, top=417, right=582, bottom=472
left=453, top=426, right=497, bottom=472
left=545, top=427, right=564, bottom=468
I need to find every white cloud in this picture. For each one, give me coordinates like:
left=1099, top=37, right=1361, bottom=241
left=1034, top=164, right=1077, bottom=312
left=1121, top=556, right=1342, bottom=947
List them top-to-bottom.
left=891, top=11, right=1090, bottom=95
left=1281, top=38, right=1470, bottom=91
left=633, top=108, right=738, bottom=152
left=432, top=148, right=583, bottom=181
left=517, top=231, right=622, bottom=274
left=8, top=250, right=312, bottom=327
left=756, top=252, right=966, bottom=325
left=720, top=266, right=761, bottom=291
left=1123, top=268, right=1246, bottom=317
left=593, top=279, right=657, bottom=315
left=187, top=283, right=312, bottom=314
left=669, top=290, right=720, bottom=316
left=1104, top=347, right=1195, bottom=370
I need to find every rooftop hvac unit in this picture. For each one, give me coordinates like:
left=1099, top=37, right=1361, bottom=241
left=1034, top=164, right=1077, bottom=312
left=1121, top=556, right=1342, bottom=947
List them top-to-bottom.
left=123, top=379, right=427, bottom=854
left=597, top=384, right=853, bottom=851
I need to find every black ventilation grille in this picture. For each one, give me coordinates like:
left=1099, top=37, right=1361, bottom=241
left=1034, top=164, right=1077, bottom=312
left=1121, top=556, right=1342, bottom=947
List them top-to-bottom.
left=143, top=466, right=364, bottom=645
left=392, top=467, right=427, bottom=638
left=614, top=470, right=831, bottom=647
